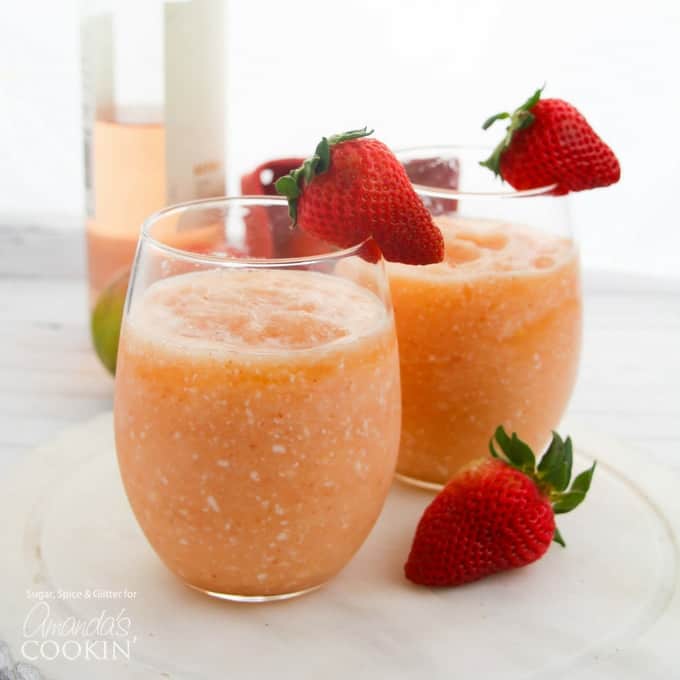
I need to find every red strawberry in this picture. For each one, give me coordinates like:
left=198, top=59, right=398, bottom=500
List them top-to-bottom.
left=481, top=87, right=620, bottom=195
left=275, top=128, right=444, bottom=265
left=405, top=427, right=596, bottom=587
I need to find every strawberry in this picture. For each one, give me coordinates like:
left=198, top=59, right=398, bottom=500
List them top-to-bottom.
left=481, top=87, right=620, bottom=195
left=275, top=128, right=444, bottom=265
left=405, top=427, right=596, bottom=587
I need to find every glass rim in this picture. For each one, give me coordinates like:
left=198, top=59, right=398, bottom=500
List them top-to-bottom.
left=395, top=144, right=559, bottom=199
left=140, top=195, right=372, bottom=267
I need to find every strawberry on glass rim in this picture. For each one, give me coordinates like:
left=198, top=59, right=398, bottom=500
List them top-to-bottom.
left=480, top=86, right=621, bottom=195
left=275, top=128, right=445, bottom=265
left=405, top=427, right=596, bottom=587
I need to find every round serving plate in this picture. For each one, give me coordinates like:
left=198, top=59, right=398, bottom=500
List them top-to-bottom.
left=0, top=413, right=677, bottom=679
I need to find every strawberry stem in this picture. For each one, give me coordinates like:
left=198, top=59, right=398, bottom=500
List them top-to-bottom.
left=479, top=86, right=544, bottom=177
left=275, top=127, right=374, bottom=224
left=489, top=426, right=596, bottom=547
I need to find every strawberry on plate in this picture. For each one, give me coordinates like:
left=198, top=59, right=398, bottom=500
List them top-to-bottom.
left=481, top=87, right=620, bottom=195
left=275, top=128, right=444, bottom=265
left=405, top=427, right=596, bottom=587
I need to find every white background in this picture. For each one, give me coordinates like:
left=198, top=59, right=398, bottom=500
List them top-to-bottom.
left=1, top=0, right=679, bottom=278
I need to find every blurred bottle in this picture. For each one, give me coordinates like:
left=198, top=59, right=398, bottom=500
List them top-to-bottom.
left=80, top=0, right=226, bottom=371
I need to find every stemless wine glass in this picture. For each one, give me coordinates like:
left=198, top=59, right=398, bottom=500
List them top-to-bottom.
left=392, top=146, right=582, bottom=488
left=113, top=196, right=401, bottom=602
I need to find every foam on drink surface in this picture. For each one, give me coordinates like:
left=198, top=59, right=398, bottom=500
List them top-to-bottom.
left=388, top=215, right=576, bottom=280
left=126, top=268, right=388, bottom=356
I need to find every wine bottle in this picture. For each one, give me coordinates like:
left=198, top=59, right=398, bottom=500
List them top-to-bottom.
left=80, top=0, right=226, bottom=306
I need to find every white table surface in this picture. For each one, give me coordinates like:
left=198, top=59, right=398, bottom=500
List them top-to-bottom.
left=1, top=224, right=679, bottom=475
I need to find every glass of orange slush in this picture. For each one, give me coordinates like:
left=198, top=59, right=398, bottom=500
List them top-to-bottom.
left=392, top=146, right=582, bottom=488
left=113, top=197, right=401, bottom=601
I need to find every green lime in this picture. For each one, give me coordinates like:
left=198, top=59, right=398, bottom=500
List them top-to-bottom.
left=91, top=269, right=129, bottom=375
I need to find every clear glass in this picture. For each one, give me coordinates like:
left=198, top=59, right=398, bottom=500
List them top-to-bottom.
left=392, top=145, right=582, bottom=489
left=113, top=197, right=401, bottom=602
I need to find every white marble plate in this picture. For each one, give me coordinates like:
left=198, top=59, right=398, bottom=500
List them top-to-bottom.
left=0, top=413, right=678, bottom=679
